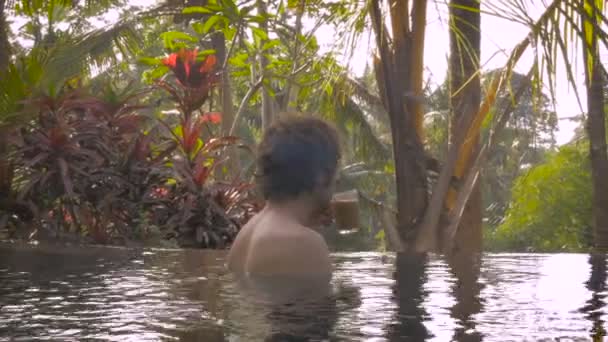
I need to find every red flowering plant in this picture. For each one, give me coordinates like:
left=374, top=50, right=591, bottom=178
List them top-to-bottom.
left=142, top=48, right=259, bottom=248
left=158, top=49, right=220, bottom=117
left=153, top=50, right=219, bottom=155
left=3, top=63, right=257, bottom=248
left=6, top=86, right=174, bottom=244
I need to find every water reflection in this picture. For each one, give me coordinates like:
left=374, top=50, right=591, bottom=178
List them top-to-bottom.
left=0, top=244, right=143, bottom=340
left=1, top=244, right=607, bottom=341
left=387, top=252, right=430, bottom=341
left=448, top=252, right=484, bottom=342
left=580, top=253, right=608, bottom=341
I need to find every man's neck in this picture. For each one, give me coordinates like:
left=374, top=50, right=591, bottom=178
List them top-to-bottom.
left=264, top=197, right=319, bottom=228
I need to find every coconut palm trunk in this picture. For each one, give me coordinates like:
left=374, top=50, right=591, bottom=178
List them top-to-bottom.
left=369, top=0, right=429, bottom=245
left=447, top=0, right=482, bottom=254
left=581, top=0, right=608, bottom=251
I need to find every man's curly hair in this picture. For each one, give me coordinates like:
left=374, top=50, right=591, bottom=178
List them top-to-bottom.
left=256, top=115, right=341, bottom=201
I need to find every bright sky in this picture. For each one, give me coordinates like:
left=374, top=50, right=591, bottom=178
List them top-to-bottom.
left=313, top=1, right=599, bottom=146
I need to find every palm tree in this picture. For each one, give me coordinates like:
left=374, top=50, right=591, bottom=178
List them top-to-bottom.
left=359, top=0, right=608, bottom=253
left=368, top=0, right=429, bottom=246
left=446, top=0, right=482, bottom=254
left=581, top=0, right=608, bottom=251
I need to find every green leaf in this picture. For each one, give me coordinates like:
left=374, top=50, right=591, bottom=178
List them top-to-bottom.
left=220, top=0, right=239, bottom=18
left=183, top=6, right=215, bottom=14
left=201, top=15, right=223, bottom=34
left=247, top=15, right=268, bottom=24
left=192, top=22, right=206, bottom=35
left=223, top=26, right=237, bottom=42
left=251, top=27, right=268, bottom=41
left=161, top=31, right=197, bottom=50
left=262, top=39, right=281, bottom=51
left=198, top=49, right=217, bottom=56
left=229, top=53, right=249, bottom=68
left=262, top=53, right=276, bottom=64
left=138, top=57, right=163, bottom=66
left=142, top=65, right=169, bottom=83
left=231, top=69, right=251, bottom=77
left=482, top=107, right=495, bottom=130
left=173, top=125, right=184, bottom=140
left=192, top=138, right=204, bottom=157
left=384, top=162, right=395, bottom=174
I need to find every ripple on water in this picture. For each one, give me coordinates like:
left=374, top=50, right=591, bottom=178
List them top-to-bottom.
left=0, top=246, right=606, bottom=341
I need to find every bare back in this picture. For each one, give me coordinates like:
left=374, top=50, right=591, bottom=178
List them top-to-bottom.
left=227, top=209, right=332, bottom=280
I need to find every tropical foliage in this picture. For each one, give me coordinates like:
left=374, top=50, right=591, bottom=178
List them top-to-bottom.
left=0, top=0, right=606, bottom=252
left=2, top=48, right=258, bottom=247
left=425, top=71, right=559, bottom=228
left=489, top=98, right=608, bottom=252
left=489, top=142, right=592, bottom=252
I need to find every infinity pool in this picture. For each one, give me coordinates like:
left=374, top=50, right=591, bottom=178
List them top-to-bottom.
left=0, top=244, right=605, bottom=341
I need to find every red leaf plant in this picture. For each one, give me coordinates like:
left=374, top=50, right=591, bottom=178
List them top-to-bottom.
left=158, top=49, right=220, bottom=117
left=162, top=49, right=218, bottom=89
left=3, top=51, right=260, bottom=249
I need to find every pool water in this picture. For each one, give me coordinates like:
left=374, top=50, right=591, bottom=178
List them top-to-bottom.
left=0, top=244, right=605, bottom=341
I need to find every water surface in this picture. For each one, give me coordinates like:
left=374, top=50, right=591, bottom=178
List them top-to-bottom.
left=0, top=244, right=605, bottom=341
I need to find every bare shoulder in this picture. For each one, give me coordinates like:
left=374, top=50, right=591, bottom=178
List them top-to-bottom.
left=227, top=213, right=262, bottom=272
left=247, top=224, right=332, bottom=277
left=285, top=227, right=331, bottom=258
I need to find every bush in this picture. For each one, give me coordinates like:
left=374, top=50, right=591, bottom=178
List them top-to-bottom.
left=2, top=51, right=261, bottom=248
left=487, top=143, right=593, bottom=252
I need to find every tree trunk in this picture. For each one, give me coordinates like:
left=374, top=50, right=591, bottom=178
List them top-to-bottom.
left=0, top=0, right=9, bottom=72
left=0, top=0, right=13, bottom=206
left=257, top=0, right=274, bottom=131
left=280, top=0, right=304, bottom=113
left=369, top=0, right=429, bottom=245
left=414, top=0, right=560, bottom=253
left=447, top=0, right=482, bottom=254
left=582, top=0, right=608, bottom=251
left=211, top=31, right=239, bottom=178
left=211, top=32, right=234, bottom=136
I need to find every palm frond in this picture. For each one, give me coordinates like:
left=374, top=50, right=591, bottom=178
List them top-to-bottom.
left=7, top=0, right=126, bottom=16
left=482, top=0, right=608, bottom=114
left=43, top=21, right=142, bottom=88
left=0, top=49, right=47, bottom=126
left=339, top=73, right=389, bottom=124
left=322, top=91, right=391, bottom=168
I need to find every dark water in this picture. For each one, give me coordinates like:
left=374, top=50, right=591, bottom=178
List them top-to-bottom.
left=0, top=244, right=606, bottom=341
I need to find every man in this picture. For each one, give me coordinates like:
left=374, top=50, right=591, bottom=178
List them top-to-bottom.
left=227, top=115, right=340, bottom=281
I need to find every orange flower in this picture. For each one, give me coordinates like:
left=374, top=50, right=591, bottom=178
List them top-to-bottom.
left=162, top=49, right=219, bottom=89
left=200, top=112, right=222, bottom=124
